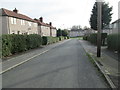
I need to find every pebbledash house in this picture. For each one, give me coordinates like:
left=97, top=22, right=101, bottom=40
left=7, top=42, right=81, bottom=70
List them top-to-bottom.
left=0, top=8, right=57, bottom=37
left=34, top=17, right=57, bottom=37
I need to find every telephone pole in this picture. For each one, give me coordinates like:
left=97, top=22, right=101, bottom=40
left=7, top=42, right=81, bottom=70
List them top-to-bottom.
left=96, top=0, right=103, bottom=57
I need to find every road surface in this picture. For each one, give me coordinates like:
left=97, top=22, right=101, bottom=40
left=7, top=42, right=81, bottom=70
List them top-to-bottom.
left=3, top=39, right=108, bottom=88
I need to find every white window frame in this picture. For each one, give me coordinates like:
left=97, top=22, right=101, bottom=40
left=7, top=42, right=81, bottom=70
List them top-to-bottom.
left=11, top=17, right=16, bottom=24
left=11, top=17, right=14, bottom=24
left=14, top=18, right=16, bottom=24
left=21, top=20, right=25, bottom=25
left=28, top=22, right=31, bottom=26
left=34, top=23, right=37, bottom=27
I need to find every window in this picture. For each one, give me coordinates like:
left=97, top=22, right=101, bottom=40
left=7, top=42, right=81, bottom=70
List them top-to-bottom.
left=11, top=17, right=16, bottom=24
left=11, top=17, right=14, bottom=24
left=14, top=18, right=16, bottom=24
left=21, top=20, right=25, bottom=25
left=28, top=22, right=31, bottom=26
left=34, top=23, right=37, bottom=27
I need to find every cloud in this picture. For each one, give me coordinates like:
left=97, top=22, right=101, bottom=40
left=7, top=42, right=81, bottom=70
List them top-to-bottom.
left=0, top=0, right=119, bottom=29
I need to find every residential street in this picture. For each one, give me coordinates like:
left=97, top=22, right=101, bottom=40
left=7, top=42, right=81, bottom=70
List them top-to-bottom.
left=3, top=39, right=108, bottom=88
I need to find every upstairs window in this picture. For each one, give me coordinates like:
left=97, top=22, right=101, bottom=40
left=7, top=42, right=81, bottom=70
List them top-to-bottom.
left=11, top=17, right=16, bottom=24
left=11, top=17, right=14, bottom=24
left=21, top=20, right=25, bottom=25
left=28, top=22, right=31, bottom=26
left=34, top=23, right=37, bottom=27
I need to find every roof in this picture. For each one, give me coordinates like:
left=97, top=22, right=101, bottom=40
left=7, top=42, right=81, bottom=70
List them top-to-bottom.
left=1, top=8, right=36, bottom=22
left=34, top=19, right=56, bottom=29
left=112, top=19, right=120, bottom=24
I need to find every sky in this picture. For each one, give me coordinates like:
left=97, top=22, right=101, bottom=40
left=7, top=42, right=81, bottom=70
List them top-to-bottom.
left=0, top=0, right=119, bottom=29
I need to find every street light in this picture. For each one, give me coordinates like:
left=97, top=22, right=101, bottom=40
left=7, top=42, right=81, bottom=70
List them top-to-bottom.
left=96, top=0, right=103, bottom=57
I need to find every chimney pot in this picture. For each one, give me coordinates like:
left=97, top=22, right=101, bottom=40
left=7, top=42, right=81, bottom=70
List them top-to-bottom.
left=13, top=8, right=18, bottom=13
left=39, top=17, right=43, bottom=22
left=49, top=22, right=52, bottom=26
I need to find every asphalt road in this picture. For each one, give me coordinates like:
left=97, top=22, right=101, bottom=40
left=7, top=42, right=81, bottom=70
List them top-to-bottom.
left=3, top=39, right=108, bottom=88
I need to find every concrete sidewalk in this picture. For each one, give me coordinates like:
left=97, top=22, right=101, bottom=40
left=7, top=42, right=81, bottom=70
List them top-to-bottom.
left=79, top=39, right=119, bottom=88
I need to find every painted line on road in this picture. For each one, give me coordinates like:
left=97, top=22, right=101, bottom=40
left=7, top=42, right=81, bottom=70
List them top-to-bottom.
left=0, top=49, right=50, bottom=74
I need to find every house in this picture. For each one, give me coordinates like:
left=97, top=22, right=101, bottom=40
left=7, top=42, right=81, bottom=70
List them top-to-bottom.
left=0, top=8, right=38, bottom=34
left=34, top=17, right=57, bottom=37
left=103, top=19, right=120, bottom=34
left=111, top=19, right=119, bottom=34
left=49, top=22, right=57, bottom=37
left=69, top=29, right=85, bottom=37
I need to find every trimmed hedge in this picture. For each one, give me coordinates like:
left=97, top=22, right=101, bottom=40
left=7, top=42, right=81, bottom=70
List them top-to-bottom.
left=83, top=33, right=107, bottom=46
left=2, top=34, right=42, bottom=57
left=107, top=34, right=120, bottom=52
left=2, top=35, right=69, bottom=57
left=42, top=36, right=60, bottom=45
left=59, top=36, right=65, bottom=41
left=83, top=36, right=88, bottom=40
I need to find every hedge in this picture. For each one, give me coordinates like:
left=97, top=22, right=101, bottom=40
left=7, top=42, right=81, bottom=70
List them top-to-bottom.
left=83, top=33, right=107, bottom=46
left=107, top=33, right=120, bottom=52
left=2, top=34, right=42, bottom=57
left=2, top=35, right=69, bottom=57
left=42, top=36, right=60, bottom=45
left=59, top=36, right=65, bottom=41
left=83, top=36, right=88, bottom=40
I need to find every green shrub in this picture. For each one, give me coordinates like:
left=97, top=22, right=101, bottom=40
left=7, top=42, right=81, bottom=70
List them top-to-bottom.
left=85, top=33, right=107, bottom=46
left=2, top=34, right=42, bottom=57
left=26, top=34, right=42, bottom=49
left=107, top=34, right=120, bottom=52
left=2, top=35, right=12, bottom=57
left=11, top=35, right=27, bottom=54
left=42, top=36, right=60, bottom=45
left=59, top=36, right=64, bottom=41
left=67, top=36, right=70, bottom=39
left=83, top=36, right=88, bottom=40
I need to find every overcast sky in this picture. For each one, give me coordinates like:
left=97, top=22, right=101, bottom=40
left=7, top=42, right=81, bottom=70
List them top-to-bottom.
left=0, top=0, right=119, bottom=29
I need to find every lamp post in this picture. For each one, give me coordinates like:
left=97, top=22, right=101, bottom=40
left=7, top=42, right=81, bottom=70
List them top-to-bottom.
left=96, top=0, right=103, bottom=57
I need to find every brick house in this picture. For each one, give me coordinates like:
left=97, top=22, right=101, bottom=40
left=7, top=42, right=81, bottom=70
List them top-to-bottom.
left=0, top=8, right=38, bottom=34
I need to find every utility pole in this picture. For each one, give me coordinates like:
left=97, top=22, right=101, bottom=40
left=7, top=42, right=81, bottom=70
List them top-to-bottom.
left=96, top=0, right=103, bottom=57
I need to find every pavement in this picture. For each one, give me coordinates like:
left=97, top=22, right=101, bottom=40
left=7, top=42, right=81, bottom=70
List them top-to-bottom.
left=2, top=39, right=108, bottom=88
left=79, top=39, right=119, bottom=88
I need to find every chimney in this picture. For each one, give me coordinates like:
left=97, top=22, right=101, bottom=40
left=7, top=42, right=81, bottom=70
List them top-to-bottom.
left=13, top=8, right=18, bottom=13
left=39, top=17, right=43, bottom=22
left=34, top=18, right=37, bottom=21
left=49, top=22, right=52, bottom=26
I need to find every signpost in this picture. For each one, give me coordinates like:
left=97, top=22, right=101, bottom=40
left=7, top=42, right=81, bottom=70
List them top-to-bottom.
left=96, top=0, right=103, bottom=57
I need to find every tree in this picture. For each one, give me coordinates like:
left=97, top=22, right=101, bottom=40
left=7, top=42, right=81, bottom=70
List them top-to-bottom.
left=89, top=2, right=113, bottom=30
left=71, top=25, right=82, bottom=30
left=83, top=26, right=90, bottom=30
left=57, top=28, right=62, bottom=37
left=57, top=29, right=68, bottom=37
left=62, top=30, right=68, bottom=36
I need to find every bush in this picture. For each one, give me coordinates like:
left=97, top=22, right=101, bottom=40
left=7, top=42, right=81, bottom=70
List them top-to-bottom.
left=84, top=33, right=107, bottom=46
left=2, top=34, right=42, bottom=57
left=26, top=34, right=42, bottom=50
left=107, top=34, right=120, bottom=52
left=2, top=35, right=12, bottom=57
left=42, top=36, right=59, bottom=45
left=59, top=36, right=64, bottom=41
left=67, top=36, right=70, bottom=39
left=83, top=36, right=88, bottom=40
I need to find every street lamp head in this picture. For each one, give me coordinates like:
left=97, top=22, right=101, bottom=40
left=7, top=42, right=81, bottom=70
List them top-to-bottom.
left=96, top=0, right=104, bottom=2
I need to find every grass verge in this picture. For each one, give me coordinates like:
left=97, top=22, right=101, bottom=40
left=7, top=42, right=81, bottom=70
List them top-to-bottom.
left=86, top=52, right=111, bottom=88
